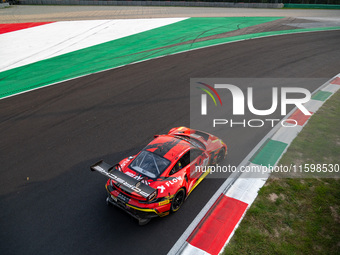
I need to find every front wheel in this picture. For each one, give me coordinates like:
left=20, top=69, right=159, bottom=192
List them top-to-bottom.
left=171, top=188, right=185, bottom=213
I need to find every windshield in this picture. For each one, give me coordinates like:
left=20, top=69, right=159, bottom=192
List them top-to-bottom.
left=130, top=150, right=171, bottom=178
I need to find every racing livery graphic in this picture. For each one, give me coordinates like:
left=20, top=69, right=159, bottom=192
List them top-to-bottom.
left=91, top=127, right=227, bottom=225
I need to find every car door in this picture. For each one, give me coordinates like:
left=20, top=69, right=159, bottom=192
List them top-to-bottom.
left=168, top=148, right=209, bottom=193
left=188, top=148, right=209, bottom=180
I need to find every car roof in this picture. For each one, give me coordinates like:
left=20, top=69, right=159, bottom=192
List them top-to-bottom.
left=144, top=135, right=192, bottom=162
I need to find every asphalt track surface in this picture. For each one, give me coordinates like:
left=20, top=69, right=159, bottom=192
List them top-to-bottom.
left=1, top=30, right=340, bottom=255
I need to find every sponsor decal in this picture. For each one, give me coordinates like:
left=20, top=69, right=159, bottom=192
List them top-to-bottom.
left=120, top=159, right=129, bottom=168
left=92, top=165, right=152, bottom=198
left=125, top=171, right=150, bottom=185
left=157, top=176, right=182, bottom=194
left=165, top=176, right=182, bottom=187
left=157, top=185, right=166, bottom=194
left=118, top=193, right=130, bottom=203
left=159, top=200, right=170, bottom=206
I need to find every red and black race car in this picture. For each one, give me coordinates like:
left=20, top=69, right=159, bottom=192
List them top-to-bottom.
left=91, top=127, right=227, bottom=225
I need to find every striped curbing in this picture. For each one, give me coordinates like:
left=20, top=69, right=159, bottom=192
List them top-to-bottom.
left=171, top=73, right=340, bottom=255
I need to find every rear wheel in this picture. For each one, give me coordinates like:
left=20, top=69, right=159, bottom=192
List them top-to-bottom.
left=216, top=148, right=226, bottom=164
left=171, top=188, right=185, bottom=213
left=106, top=196, right=111, bottom=206
left=138, top=218, right=151, bottom=226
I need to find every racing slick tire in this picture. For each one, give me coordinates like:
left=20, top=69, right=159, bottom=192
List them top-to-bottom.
left=216, top=148, right=226, bottom=164
left=170, top=188, right=185, bottom=213
left=106, top=197, right=111, bottom=206
left=138, top=218, right=151, bottom=226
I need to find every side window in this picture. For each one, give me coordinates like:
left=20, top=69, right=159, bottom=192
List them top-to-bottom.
left=190, top=149, right=202, bottom=162
left=170, top=150, right=201, bottom=175
left=179, top=151, right=191, bottom=168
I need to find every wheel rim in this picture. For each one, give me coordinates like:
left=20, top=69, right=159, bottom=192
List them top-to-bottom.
left=172, top=190, right=184, bottom=211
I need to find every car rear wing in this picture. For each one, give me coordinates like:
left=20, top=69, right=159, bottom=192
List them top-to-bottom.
left=90, top=160, right=157, bottom=201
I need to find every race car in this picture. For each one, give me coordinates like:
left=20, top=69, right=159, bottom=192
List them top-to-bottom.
left=91, top=127, right=227, bottom=225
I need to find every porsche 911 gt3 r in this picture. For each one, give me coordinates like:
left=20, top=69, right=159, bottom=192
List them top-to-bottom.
left=91, top=127, right=227, bottom=225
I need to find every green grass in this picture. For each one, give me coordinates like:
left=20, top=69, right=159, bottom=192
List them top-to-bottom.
left=223, top=91, right=340, bottom=255
left=280, top=91, right=340, bottom=168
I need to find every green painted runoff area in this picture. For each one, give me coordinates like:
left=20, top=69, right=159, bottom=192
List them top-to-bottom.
left=0, top=17, right=279, bottom=98
left=1, top=17, right=340, bottom=99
